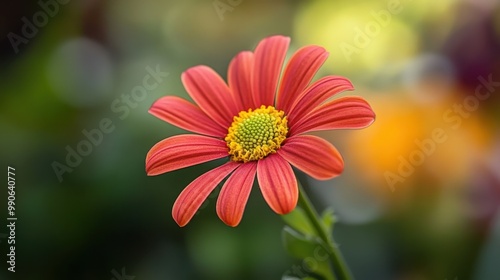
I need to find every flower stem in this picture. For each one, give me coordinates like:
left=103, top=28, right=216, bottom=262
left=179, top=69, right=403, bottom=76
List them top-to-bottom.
left=297, top=180, right=354, bottom=280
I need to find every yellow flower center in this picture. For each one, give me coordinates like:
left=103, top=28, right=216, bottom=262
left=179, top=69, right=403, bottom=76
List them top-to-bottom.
left=225, top=105, right=288, bottom=162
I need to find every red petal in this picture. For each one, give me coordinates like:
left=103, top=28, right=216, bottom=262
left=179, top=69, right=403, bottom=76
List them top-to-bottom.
left=252, top=36, right=290, bottom=107
left=276, top=46, right=329, bottom=113
left=228, top=51, right=256, bottom=111
left=182, top=66, right=238, bottom=128
left=287, top=76, right=354, bottom=126
left=149, top=96, right=226, bottom=137
left=291, top=96, right=375, bottom=135
left=146, top=135, right=228, bottom=176
left=279, top=135, right=344, bottom=180
left=257, top=154, right=298, bottom=214
left=172, top=161, right=240, bottom=227
left=216, top=161, right=257, bottom=227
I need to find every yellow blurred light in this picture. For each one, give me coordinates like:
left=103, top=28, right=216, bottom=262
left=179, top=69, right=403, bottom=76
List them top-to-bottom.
left=294, top=0, right=419, bottom=77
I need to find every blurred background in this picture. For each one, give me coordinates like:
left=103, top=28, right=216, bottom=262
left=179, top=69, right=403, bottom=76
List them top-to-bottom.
left=0, top=0, right=499, bottom=279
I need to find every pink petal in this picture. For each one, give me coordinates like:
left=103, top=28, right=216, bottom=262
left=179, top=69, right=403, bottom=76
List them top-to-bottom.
left=252, top=36, right=290, bottom=107
left=276, top=46, right=329, bottom=113
left=228, top=51, right=256, bottom=111
left=182, top=66, right=238, bottom=128
left=287, top=76, right=354, bottom=126
left=149, top=96, right=226, bottom=137
left=290, top=96, right=376, bottom=135
left=146, top=135, right=229, bottom=176
left=279, top=135, right=344, bottom=180
left=257, top=154, right=298, bottom=215
left=173, top=161, right=240, bottom=227
left=216, top=161, right=257, bottom=227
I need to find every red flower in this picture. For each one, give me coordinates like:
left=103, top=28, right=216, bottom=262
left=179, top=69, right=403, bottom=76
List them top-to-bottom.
left=146, top=35, right=375, bottom=227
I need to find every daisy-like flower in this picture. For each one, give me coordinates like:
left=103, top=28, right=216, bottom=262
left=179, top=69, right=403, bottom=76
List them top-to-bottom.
left=146, top=35, right=375, bottom=227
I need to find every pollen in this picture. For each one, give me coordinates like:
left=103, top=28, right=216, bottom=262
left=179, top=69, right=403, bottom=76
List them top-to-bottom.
left=225, top=105, right=288, bottom=162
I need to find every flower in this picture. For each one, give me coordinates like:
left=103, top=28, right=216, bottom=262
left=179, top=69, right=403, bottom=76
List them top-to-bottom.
left=146, top=35, right=375, bottom=227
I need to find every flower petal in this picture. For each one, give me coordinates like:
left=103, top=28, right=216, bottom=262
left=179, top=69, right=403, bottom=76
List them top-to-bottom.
left=252, top=35, right=290, bottom=107
left=276, top=46, right=329, bottom=113
left=228, top=51, right=255, bottom=111
left=182, top=66, right=238, bottom=128
left=287, top=76, right=354, bottom=126
left=149, top=96, right=226, bottom=137
left=290, top=96, right=376, bottom=135
left=146, top=135, right=229, bottom=176
left=279, top=135, right=344, bottom=180
left=257, top=154, right=298, bottom=215
left=173, top=161, right=240, bottom=227
left=216, top=161, right=257, bottom=227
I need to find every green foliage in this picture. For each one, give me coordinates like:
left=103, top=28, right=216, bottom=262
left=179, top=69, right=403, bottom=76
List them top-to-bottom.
left=282, top=206, right=337, bottom=280
left=282, top=207, right=316, bottom=236
left=321, top=208, right=336, bottom=236
left=282, top=226, right=321, bottom=259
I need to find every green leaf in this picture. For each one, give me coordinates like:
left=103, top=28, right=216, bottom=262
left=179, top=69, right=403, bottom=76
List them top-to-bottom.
left=282, top=207, right=316, bottom=237
left=321, top=208, right=336, bottom=235
left=282, top=226, right=319, bottom=259
left=282, top=227, right=335, bottom=280
left=281, top=276, right=302, bottom=280
left=282, top=276, right=319, bottom=280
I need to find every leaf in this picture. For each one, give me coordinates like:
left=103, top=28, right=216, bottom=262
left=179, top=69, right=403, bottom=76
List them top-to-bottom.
left=282, top=207, right=316, bottom=237
left=321, top=208, right=336, bottom=235
left=282, top=226, right=335, bottom=280
left=282, top=226, right=320, bottom=259
left=282, top=275, right=319, bottom=280
left=281, top=276, right=302, bottom=280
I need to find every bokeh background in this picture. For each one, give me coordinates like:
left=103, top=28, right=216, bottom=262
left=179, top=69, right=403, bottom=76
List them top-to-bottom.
left=1, top=0, right=499, bottom=279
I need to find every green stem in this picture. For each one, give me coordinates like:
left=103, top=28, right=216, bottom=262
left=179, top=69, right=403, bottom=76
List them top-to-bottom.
left=297, top=181, right=354, bottom=280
